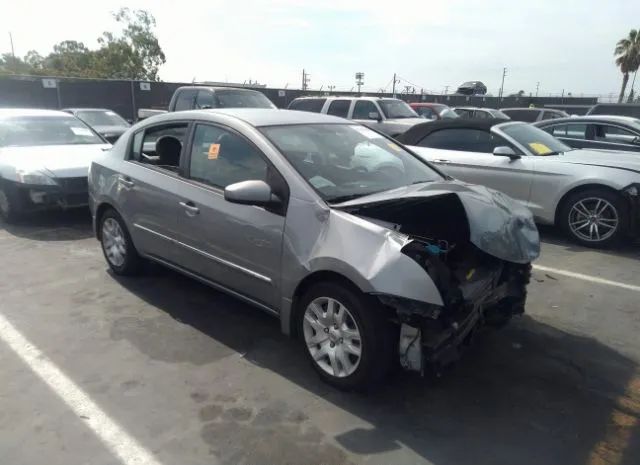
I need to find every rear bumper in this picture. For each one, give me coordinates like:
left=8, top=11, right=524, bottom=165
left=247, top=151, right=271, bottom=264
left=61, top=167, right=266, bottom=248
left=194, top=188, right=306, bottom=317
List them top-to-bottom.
left=6, top=177, right=89, bottom=212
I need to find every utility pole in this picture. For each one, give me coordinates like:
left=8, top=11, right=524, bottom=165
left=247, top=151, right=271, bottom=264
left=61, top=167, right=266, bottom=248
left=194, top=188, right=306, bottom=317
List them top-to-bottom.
left=9, top=32, right=15, bottom=59
left=498, top=67, right=507, bottom=100
left=301, top=69, right=310, bottom=91
left=392, top=73, right=398, bottom=98
left=535, top=81, right=540, bottom=97
left=328, top=85, right=335, bottom=93
left=443, top=85, right=449, bottom=95
left=561, top=89, right=565, bottom=103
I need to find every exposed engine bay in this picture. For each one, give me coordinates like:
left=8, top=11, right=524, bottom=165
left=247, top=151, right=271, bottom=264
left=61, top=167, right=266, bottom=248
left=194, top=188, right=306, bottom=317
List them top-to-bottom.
left=340, top=192, right=532, bottom=374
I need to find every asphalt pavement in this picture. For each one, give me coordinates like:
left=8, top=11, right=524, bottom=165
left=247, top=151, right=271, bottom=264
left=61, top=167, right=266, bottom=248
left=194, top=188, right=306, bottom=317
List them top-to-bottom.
left=0, top=210, right=639, bottom=465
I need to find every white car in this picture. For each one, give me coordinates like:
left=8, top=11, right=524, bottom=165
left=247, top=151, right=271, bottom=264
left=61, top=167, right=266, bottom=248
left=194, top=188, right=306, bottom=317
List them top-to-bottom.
left=0, top=109, right=111, bottom=221
left=398, top=119, right=640, bottom=247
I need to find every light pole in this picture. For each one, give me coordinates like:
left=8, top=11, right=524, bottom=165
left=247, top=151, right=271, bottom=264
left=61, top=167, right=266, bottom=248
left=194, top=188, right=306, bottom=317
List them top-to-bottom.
left=498, top=67, right=507, bottom=100
left=355, top=72, right=364, bottom=94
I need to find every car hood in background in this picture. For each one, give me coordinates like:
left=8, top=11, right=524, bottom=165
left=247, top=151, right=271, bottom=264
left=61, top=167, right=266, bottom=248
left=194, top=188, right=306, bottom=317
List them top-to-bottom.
left=385, top=117, right=429, bottom=126
left=92, top=125, right=128, bottom=137
left=0, top=144, right=112, bottom=178
left=557, top=149, right=640, bottom=172
left=335, top=181, right=540, bottom=264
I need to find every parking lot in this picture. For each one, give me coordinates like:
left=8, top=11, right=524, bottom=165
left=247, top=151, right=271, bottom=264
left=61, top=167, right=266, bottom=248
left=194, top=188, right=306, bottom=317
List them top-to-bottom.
left=0, top=210, right=639, bottom=465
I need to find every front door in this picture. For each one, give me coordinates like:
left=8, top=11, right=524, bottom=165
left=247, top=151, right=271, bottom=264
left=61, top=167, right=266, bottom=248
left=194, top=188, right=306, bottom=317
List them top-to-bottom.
left=171, top=123, right=286, bottom=309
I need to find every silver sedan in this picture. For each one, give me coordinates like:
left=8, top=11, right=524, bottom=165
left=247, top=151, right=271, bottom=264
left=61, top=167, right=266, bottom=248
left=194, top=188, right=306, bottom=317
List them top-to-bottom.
left=89, top=109, right=538, bottom=389
left=399, top=120, right=640, bottom=247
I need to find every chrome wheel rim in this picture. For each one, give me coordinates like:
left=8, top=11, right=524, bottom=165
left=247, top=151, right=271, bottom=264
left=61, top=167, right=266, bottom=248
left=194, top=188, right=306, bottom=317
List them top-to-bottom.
left=0, top=189, right=9, bottom=216
left=569, top=197, right=619, bottom=242
left=102, top=218, right=127, bottom=267
left=303, top=297, right=362, bottom=378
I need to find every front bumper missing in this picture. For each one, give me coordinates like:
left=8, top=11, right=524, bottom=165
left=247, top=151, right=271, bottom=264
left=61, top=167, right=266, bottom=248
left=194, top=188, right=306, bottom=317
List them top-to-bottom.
left=11, top=178, right=89, bottom=212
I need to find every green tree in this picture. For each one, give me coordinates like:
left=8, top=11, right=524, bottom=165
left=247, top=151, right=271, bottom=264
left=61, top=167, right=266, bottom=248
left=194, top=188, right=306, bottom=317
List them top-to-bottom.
left=614, top=29, right=640, bottom=103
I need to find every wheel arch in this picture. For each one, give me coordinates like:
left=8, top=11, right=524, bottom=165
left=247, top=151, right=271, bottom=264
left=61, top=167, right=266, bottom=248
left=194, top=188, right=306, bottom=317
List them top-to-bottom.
left=94, top=201, right=118, bottom=240
left=287, top=270, right=364, bottom=338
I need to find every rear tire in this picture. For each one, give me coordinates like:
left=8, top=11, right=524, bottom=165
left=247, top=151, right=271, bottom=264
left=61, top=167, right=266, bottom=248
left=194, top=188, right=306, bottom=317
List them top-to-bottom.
left=559, top=188, right=627, bottom=248
left=99, top=209, right=143, bottom=275
left=297, top=281, right=396, bottom=391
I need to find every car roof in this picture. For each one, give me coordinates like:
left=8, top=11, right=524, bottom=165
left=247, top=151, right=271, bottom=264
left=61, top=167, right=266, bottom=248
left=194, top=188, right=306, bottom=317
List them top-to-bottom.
left=175, top=85, right=262, bottom=93
left=291, top=96, right=393, bottom=102
left=410, top=102, right=447, bottom=108
left=453, top=106, right=494, bottom=111
left=501, top=107, right=544, bottom=112
left=0, top=108, right=71, bottom=118
left=150, top=108, right=349, bottom=127
left=536, top=115, right=640, bottom=126
left=397, top=118, right=514, bottom=145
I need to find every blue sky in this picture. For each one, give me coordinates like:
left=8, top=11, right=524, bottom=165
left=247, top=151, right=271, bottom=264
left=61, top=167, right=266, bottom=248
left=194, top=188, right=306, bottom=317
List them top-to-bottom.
left=1, top=0, right=639, bottom=97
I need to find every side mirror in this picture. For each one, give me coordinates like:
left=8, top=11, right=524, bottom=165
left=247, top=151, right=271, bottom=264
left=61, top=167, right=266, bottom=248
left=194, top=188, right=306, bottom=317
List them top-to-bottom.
left=368, top=111, right=382, bottom=121
left=632, top=136, right=640, bottom=145
left=493, top=146, right=521, bottom=159
left=224, top=180, right=280, bottom=206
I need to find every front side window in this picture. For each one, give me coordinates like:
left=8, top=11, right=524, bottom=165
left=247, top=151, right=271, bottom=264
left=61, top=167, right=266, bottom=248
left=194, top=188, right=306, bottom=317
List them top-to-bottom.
left=195, top=90, right=215, bottom=109
left=289, top=98, right=326, bottom=113
left=327, top=100, right=350, bottom=118
left=378, top=100, right=418, bottom=119
left=352, top=101, right=380, bottom=120
left=415, top=107, right=435, bottom=119
left=454, top=109, right=473, bottom=119
left=0, top=115, right=104, bottom=147
left=261, top=123, right=442, bottom=203
left=501, top=123, right=572, bottom=155
left=188, top=124, right=268, bottom=189
left=419, top=128, right=503, bottom=153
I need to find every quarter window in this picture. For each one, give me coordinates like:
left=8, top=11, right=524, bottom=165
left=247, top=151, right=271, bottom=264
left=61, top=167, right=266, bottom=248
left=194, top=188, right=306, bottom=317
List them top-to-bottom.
left=327, top=100, right=351, bottom=118
left=352, top=101, right=379, bottom=119
left=188, top=124, right=268, bottom=189
left=594, top=125, right=638, bottom=144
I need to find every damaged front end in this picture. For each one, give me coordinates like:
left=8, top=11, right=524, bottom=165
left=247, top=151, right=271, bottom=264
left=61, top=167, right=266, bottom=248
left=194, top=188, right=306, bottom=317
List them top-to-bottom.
left=336, top=182, right=539, bottom=374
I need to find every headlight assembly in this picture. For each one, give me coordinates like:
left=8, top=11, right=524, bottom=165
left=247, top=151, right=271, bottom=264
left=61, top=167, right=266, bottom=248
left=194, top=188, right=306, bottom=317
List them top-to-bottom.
left=15, top=170, right=57, bottom=186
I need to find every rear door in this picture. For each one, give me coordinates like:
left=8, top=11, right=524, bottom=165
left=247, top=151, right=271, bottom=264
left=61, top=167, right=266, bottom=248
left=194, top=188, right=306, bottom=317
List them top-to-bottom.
left=117, top=121, right=191, bottom=263
left=170, top=123, right=287, bottom=309
left=542, top=123, right=592, bottom=149
left=412, top=128, right=534, bottom=205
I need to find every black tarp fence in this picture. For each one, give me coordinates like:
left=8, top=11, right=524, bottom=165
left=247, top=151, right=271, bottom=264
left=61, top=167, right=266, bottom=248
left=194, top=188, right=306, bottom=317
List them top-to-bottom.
left=0, top=74, right=597, bottom=121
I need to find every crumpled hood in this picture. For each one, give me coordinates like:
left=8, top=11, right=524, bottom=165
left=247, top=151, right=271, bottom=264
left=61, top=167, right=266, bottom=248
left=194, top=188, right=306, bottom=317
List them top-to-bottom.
left=0, top=144, right=111, bottom=178
left=558, top=149, right=640, bottom=172
left=334, top=180, right=540, bottom=264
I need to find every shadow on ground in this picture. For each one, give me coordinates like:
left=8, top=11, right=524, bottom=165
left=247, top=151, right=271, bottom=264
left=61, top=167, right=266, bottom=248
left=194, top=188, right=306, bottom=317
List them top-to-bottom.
left=0, top=208, right=93, bottom=241
left=538, top=224, right=640, bottom=259
left=110, top=269, right=640, bottom=465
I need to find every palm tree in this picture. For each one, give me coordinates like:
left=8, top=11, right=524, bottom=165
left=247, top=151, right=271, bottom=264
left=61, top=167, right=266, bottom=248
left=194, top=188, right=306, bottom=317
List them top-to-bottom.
left=614, top=29, right=640, bottom=103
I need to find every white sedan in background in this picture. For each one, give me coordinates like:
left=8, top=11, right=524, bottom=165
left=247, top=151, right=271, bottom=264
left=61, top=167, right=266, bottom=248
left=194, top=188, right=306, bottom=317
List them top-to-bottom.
left=0, top=109, right=111, bottom=222
left=398, top=119, right=640, bottom=247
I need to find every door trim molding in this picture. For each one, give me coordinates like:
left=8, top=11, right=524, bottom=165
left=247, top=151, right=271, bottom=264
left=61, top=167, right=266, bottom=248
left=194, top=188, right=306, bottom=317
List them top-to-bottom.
left=133, top=223, right=272, bottom=284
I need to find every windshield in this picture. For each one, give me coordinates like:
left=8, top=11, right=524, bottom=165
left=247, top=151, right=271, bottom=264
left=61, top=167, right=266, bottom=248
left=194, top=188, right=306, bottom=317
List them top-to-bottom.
left=215, top=90, right=275, bottom=109
left=378, top=100, right=419, bottom=119
left=75, top=110, right=129, bottom=128
left=0, top=116, right=104, bottom=147
left=261, top=123, right=443, bottom=203
left=501, top=123, right=572, bottom=155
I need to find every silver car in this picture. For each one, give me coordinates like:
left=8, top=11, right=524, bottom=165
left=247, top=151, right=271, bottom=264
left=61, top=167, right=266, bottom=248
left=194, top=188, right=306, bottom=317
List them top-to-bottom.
left=89, top=109, right=539, bottom=389
left=398, top=119, right=640, bottom=247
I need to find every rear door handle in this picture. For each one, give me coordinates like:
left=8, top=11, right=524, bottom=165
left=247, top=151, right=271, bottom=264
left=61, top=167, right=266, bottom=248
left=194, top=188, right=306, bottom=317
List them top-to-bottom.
left=118, top=176, right=135, bottom=188
left=179, top=201, right=200, bottom=216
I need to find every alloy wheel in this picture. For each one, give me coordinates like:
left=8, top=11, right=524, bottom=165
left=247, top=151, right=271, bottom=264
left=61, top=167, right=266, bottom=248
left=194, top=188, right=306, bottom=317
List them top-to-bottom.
left=568, top=197, right=619, bottom=243
left=102, top=218, right=127, bottom=267
left=302, top=297, right=362, bottom=378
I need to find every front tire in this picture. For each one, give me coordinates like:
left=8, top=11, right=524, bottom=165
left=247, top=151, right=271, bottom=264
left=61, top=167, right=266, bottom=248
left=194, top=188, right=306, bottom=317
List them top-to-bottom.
left=0, top=183, right=22, bottom=223
left=559, top=188, right=628, bottom=247
left=99, top=209, right=143, bottom=275
left=297, top=282, right=395, bottom=391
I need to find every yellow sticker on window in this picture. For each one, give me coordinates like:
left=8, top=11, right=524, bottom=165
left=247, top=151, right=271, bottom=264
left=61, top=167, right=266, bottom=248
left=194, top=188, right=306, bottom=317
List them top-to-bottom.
left=387, top=142, right=402, bottom=152
left=528, top=142, right=552, bottom=155
left=208, top=143, right=220, bottom=159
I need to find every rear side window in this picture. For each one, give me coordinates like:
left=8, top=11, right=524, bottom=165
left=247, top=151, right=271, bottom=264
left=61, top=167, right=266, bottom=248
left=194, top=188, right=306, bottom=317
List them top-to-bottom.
left=173, top=90, right=198, bottom=111
left=289, top=98, right=326, bottom=113
left=327, top=100, right=350, bottom=118
left=352, top=100, right=380, bottom=119
left=502, top=110, right=539, bottom=122
left=543, top=124, right=586, bottom=139
left=594, top=125, right=638, bottom=144
left=418, top=128, right=502, bottom=153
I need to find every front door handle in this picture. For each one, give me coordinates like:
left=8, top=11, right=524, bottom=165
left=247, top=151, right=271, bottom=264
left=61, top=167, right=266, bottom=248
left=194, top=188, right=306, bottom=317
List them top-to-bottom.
left=119, top=176, right=135, bottom=188
left=179, top=201, right=200, bottom=216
